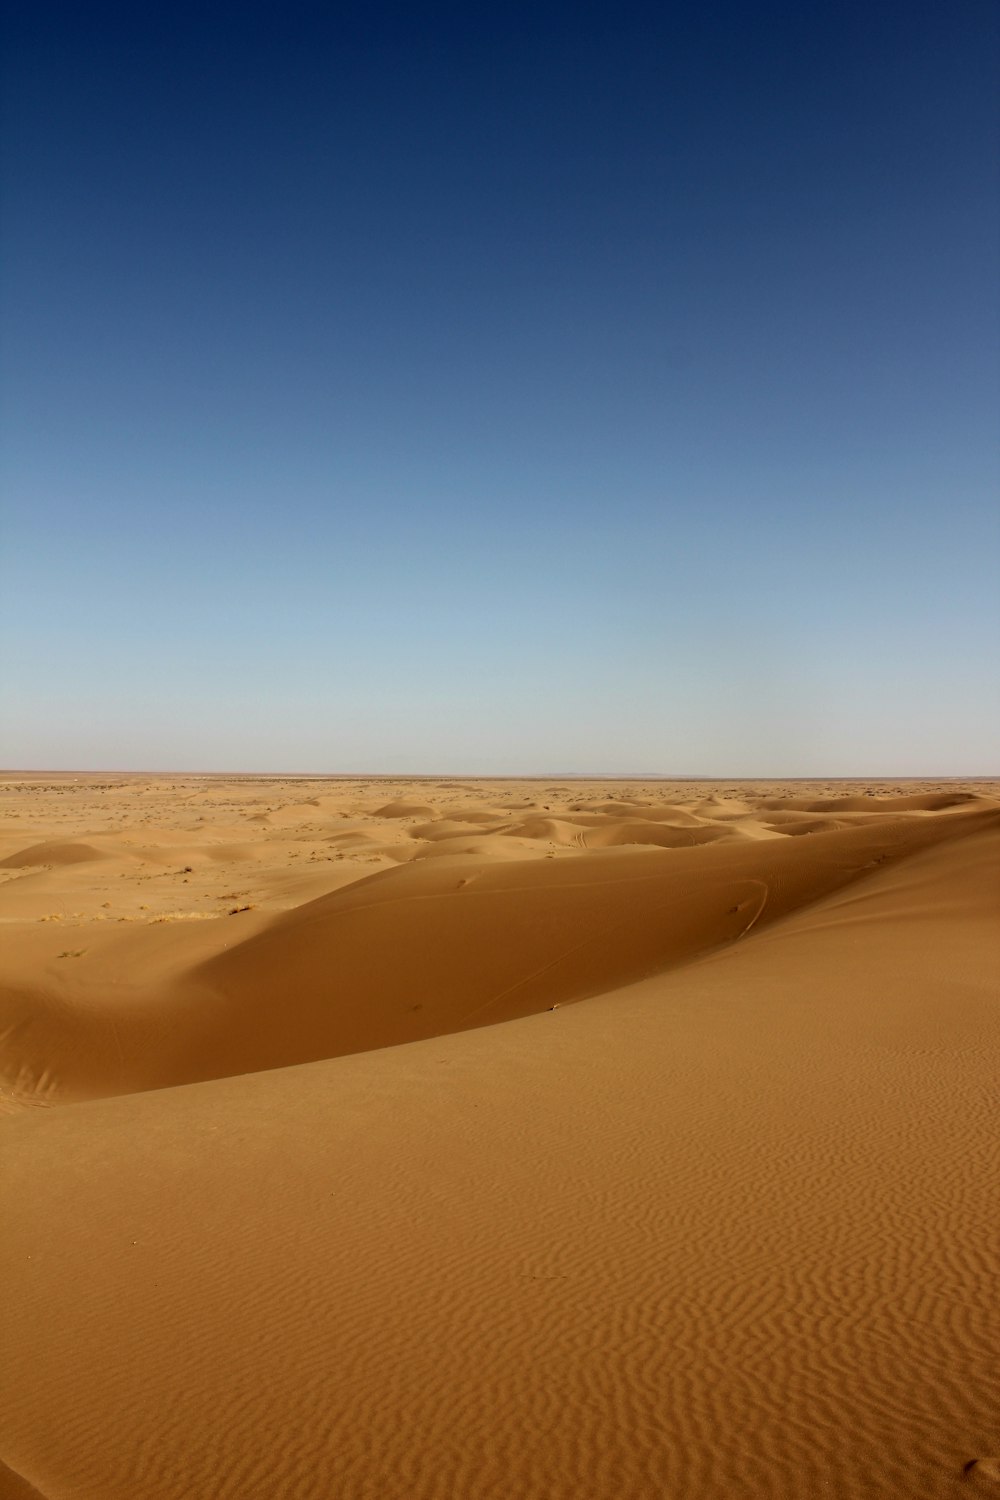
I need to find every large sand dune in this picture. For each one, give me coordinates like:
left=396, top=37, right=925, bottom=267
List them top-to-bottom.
left=1, top=774, right=998, bottom=1499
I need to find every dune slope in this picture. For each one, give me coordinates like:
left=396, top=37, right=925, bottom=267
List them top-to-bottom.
left=1, top=779, right=998, bottom=1500
left=0, top=820, right=998, bottom=1499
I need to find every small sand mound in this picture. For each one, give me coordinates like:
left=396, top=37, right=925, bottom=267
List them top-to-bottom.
left=372, top=801, right=437, bottom=819
left=618, top=805, right=707, bottom=827
left=435, top=808, right=506, bottom=825
left=502, top=816, right=585, bottom=844
left=764, top=817, right=843, bottom=836
left=409, top=820, right=495, bottom=841
left=408, top=834, right=532, bottom=862
left=0, top=841, right=109, bottom=869
left=965, top=1458, right=1000, bottom=1485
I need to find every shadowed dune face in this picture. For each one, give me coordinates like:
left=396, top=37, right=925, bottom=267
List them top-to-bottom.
left=1, top=775, right=999, bottom=1500
left=0, top=1459, right=49, bottom=1499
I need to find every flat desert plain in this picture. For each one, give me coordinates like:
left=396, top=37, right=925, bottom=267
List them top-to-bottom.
left=1, top=773, right=998, bottom=1500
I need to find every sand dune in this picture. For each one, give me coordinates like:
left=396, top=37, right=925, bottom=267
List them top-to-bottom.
left=1, top=775, right=998, bottom=1499
left=759, top=790, right=978, bottom=813
left=3, top=795, right=996, bottom=1105
left=0, top=840, right=111, bottom=868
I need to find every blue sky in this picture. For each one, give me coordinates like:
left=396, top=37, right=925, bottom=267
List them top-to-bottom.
left=2, top=1, right=997, bottom=773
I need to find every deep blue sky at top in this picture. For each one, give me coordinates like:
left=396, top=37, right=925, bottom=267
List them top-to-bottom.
left=2, top=1, right=997, bottom=772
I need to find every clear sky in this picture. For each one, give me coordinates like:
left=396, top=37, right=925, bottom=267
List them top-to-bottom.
left=2, top=1, right=997, bottom=774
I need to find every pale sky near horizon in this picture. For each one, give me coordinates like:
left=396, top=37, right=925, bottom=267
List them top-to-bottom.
left=2, top=2, right=998, bottom=775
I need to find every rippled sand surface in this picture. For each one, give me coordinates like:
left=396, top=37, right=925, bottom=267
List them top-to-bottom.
left=1, top=774, right=998, bottom=1498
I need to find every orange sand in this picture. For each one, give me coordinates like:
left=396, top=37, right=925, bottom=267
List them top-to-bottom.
left=1, top=774, right=998, bottom=1498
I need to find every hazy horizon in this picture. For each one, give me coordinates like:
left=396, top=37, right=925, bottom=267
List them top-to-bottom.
left=3, top=2, right=998, bottom=775
left=2, top=765, right=997, bottom=781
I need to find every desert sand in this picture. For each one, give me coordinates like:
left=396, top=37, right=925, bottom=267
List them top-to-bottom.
left=1, top=773, right=998, bottom=1499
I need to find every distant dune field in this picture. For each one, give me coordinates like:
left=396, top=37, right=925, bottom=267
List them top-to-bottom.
left=1, top=774, right=998, bottom=1499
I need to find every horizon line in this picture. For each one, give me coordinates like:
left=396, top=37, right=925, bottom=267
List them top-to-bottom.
left=2, top=769, right=997, bottom=782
